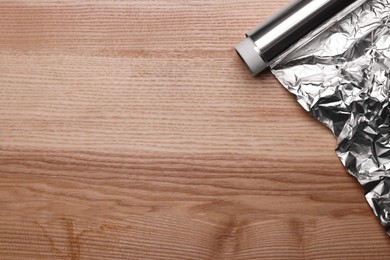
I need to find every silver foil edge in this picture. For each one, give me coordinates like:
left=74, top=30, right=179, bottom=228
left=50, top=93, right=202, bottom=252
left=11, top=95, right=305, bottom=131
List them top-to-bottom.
left=271, top=0, right=390, bottom=236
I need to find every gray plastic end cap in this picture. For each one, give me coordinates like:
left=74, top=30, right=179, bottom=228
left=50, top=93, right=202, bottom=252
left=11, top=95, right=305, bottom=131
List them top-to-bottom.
left=235, top=38, right=267, bottom=75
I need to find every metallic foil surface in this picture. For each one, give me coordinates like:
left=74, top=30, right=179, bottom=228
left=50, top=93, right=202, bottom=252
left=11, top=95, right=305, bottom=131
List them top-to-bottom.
left=271, top=0, right=390, bottom=235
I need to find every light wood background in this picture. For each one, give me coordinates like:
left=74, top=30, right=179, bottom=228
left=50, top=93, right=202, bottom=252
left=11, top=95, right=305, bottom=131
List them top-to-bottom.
left=1, top=0, right=389, bottom=259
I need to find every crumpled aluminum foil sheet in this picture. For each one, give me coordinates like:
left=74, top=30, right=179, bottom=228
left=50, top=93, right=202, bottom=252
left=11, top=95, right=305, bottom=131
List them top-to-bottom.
left=270, top=0, right=390, bottom=235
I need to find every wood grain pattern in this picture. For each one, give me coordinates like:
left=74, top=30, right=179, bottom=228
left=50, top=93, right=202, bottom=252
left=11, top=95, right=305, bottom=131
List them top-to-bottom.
left=1, top=0, right=390, bottom=259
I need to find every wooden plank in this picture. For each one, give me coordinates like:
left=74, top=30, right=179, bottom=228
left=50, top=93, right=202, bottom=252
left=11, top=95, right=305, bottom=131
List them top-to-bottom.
left=0, top=0, right=389, bottom=259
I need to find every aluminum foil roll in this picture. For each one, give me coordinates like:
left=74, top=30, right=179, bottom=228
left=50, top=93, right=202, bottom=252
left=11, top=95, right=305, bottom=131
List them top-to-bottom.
left=271, top=0, right=390, bottom=235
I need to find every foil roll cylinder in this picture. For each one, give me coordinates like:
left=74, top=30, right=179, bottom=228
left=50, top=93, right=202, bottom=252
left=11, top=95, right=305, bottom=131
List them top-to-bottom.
left=236, top=0, right=365, bottom=75
left=237, top=0, right=390, bottom=236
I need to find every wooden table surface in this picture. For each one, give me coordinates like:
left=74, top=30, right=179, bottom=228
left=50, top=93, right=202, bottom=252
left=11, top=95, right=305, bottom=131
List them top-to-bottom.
left=1, top=0, right=390, bottom=259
